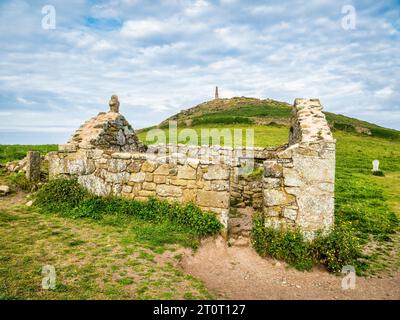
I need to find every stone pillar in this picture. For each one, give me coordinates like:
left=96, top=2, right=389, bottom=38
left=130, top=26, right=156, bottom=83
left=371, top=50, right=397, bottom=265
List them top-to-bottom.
left=109, top=94, right=120, bottom=113
left=263, top=99, right=336, bottom=240
left=26, top=151, right=41, bottom=182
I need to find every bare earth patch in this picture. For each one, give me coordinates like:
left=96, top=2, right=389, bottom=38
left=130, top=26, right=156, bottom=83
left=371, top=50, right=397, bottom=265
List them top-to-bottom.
left=180, top=237, right=400, bottom=300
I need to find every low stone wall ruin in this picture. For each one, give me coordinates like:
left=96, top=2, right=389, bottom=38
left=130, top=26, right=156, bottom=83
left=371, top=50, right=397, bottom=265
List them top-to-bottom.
left=48, top=150, right=231, bottom=234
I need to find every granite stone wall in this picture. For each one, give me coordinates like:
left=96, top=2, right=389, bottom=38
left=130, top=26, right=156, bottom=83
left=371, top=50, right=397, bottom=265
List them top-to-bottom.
left=263, top=99, right=336, bottom=239
left=48, top=149, right=231, bottom=234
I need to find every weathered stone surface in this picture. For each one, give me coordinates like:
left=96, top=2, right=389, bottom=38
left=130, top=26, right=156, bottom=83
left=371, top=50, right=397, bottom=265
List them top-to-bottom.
left=64, top=99, right=146, bottom=153
left=58, top=144, right=77, bottom=152
left=26, top=151, right=41, bottom=182
left=111, top=152, right=131, bottom=159
left=67, top=159, right=96, bottom=175
left=107, top=159, right=127, bottom=173
left=127, top=161, right=141, bottom=173
left=142, top=161, right=157, bottom=173
left=264, top=161, right=282, bottom=178
left=154, top=164, right=171, bottom=175
left=177, top=165, right=196, bottom=180
left=203, top=166, right=230, bottom=180
left=283, top=167, right=303, bottom=187
left=102, top=170, right=129, bottom=183
left=130, top=172, right=145, bottom=183
left=78, top=175, right=109, bottom=196
left=153, top=175, right=166, bottom=184
left=263, top=177, right=280, bottom=189
left=170, top=179, right=187, bottom=186
left=205, top=180, right=229, bottom=191
left=143, top=182, right=156, bottom=191
left=0, top=185, right=10, bottom=196
left=122, top=185, right=133, bottom=193
left=156, top=185, right=182, bottom=197
left=182, top=189, right=196, bottom=203
left=264, top=189, right=292, bottom=206
left=138, top=190, right=156, bottom=197
left=196, top=190, right=229, bottom=208
left=264, top=206, right=281, bottom=217
left=283, top=208, right=298, bottom=221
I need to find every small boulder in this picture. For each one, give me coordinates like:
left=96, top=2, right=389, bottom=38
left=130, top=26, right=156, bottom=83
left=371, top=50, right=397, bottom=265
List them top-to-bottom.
left=0, top=185, right=10, bottom=196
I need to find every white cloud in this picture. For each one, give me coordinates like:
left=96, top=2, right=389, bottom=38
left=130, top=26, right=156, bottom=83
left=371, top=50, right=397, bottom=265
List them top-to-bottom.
left=184, top=0, right=211, bottom=16
left=249, top=4, right=285, bottom=15
left=120, top=19, right=169, bottom=38
left=91, top=39, right=114, bottom=52
left=374, top=86, right=393, bottom=98
left=16, top=97, right=33, bottom=105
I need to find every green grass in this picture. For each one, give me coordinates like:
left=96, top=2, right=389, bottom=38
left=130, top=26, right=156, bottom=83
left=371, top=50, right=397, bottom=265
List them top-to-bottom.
left=138, top=124, right=289, bottom=147
left=0, top=145, right=57, bottom=164
left=0, top=194, right=213, bottom=300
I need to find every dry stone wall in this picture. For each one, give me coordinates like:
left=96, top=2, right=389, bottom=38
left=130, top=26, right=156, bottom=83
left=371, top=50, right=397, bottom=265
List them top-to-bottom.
left=263, top=99, right=335, bottom=239
left=48, top=149, right=231, bottom=233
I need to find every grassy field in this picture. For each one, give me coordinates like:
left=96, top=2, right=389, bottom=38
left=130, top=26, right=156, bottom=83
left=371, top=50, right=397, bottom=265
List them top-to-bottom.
left=0, top=145, right=57, bottom=164
left=0, top=189, right=212, bottom=300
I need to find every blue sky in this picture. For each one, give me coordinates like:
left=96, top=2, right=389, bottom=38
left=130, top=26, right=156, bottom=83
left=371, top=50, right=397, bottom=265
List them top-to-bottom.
left=0, top=0, right=399, bottom=144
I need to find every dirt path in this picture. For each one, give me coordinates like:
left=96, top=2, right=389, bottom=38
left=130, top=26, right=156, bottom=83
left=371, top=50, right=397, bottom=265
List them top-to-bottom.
left=180, top=237, right=400, bottom=300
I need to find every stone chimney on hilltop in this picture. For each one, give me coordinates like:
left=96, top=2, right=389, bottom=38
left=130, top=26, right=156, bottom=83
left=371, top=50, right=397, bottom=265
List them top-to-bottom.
left=214, top=86, right=219, bottom=100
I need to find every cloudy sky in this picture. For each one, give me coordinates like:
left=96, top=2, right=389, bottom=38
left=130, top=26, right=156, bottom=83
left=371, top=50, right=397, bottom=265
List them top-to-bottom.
left=0, top=0, right=399, bottom=144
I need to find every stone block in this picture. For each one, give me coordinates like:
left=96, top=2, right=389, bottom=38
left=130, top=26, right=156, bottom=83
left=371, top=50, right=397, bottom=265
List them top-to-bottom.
left=26, top=151, right=41, bottom=182
left=111, top=152, right=132, bottom=159
left=107, top=159, right=127, bottom=173
left=127, top=161, right=141, bottom=173
left=142, top=161, right=157, bottom=172
left=264, top=161, right=282, bottom=178
left=154, top=164, right=171, bottom=175
left=177, top=165, right=197, bottom=180
left=203, top=165, right=230, bottom=180
left=129, top=172, right=145, bottom=183
left=153, top=175, right=166, bottom=184
left=143, top=182, right=156, bottom=191
left=122, top=185, right=133, bottom=193
left=156, top=185, right=182, bottom=197
left=264, top=189, right=292, bottom=206
left=196, top=190, right=229, bottom=209
left=283, top=208, right=298, bottom=221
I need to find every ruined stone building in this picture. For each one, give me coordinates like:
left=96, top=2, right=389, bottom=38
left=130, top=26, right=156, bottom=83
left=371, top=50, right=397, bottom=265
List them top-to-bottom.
left=47, top=95, right=336, bottom=241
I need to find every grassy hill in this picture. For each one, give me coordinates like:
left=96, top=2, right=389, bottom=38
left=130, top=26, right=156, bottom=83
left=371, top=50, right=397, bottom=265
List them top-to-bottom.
left=139, top=97, right=400, bottom=142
